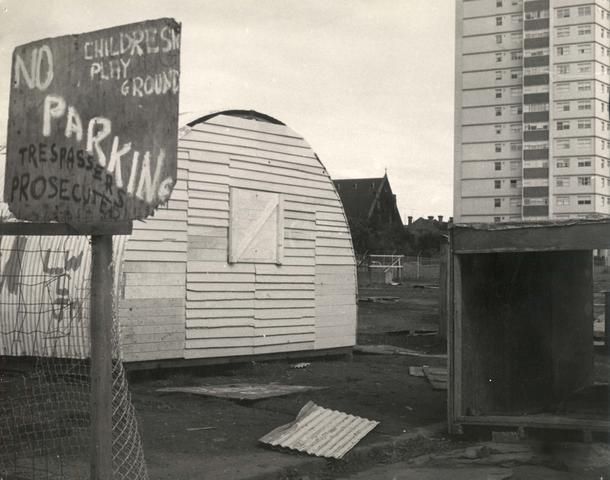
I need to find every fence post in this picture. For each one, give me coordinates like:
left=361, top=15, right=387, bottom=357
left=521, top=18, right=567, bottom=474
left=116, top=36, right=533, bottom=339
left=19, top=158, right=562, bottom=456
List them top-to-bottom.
left=90, top=234, right=114, bottom=480
left=438, top=239, right=449, bottom=340
left=605, top=291, right=610, bottom=350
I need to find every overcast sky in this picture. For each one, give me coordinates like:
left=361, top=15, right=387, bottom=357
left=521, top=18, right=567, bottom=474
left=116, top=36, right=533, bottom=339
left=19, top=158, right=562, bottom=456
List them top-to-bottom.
left=0, top=0, right=455, bottom=220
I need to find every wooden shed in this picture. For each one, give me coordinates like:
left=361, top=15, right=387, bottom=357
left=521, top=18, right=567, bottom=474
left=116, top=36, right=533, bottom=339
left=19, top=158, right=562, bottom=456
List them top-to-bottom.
left=0, top=110, right=357, bottom=365
left=448, top=220, right=609, bottom=437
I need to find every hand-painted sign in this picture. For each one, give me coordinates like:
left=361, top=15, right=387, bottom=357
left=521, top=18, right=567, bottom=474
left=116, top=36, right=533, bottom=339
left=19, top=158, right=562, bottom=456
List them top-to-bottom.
left=4, top=18, right=180, bottom=223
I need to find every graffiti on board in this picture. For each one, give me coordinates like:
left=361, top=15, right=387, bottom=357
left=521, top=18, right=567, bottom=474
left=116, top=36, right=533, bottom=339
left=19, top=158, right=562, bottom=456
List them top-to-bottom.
left=4, top=18, right=181, bottom=224
left=0, top=236, right=91, bottom=357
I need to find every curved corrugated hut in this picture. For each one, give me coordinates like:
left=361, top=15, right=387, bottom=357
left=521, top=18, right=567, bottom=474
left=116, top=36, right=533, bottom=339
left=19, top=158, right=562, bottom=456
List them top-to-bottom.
left=0, top=110, right=357, bottom=364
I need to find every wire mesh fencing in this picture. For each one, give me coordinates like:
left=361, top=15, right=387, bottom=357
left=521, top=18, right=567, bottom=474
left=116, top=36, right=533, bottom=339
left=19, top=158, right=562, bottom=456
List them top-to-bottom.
left=0, top=236, right=148, bottom=480
left=357, top=254, right=441, bottom=285
left=402, top=256, right=441, bottom=281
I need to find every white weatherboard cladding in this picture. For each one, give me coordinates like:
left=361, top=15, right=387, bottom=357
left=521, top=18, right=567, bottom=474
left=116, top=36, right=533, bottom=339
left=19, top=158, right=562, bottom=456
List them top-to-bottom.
left=0, top=113, right=357, bottom=363
left=180, top=114, right=356, bottom=360
left=117, top=147, right=189, bottom=362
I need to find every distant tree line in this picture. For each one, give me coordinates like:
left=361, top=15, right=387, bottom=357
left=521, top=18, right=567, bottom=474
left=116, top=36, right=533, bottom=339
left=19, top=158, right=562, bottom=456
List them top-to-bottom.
left=348, top=217, right=447, bottom=257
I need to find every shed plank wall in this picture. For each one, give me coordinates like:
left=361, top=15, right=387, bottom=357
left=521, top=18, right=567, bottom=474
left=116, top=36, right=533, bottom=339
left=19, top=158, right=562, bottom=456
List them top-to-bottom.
left=180, top=115, right=356, bottom=359
left=0, top=117, right=356, bottom=364
left=117, top=151, right=189, bottom=362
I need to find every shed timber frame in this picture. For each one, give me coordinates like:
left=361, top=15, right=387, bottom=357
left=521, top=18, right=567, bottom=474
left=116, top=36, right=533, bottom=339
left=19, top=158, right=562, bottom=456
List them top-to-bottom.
left=448, top=219, right=610, bottom=436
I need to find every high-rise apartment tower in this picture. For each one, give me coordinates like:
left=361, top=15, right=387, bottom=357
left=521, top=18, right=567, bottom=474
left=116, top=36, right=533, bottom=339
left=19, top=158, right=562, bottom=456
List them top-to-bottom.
left=454, top=0, right=610, bottom=223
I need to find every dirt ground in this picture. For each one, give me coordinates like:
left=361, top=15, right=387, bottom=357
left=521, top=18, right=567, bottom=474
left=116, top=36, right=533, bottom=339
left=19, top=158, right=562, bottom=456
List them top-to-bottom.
left=127, top=276, right=609, bottom=480
left=129, top=281, right=448, bottom=480
left=357, top=281, right=445, bottom=353
left=131, top=353, right=449, bottom=480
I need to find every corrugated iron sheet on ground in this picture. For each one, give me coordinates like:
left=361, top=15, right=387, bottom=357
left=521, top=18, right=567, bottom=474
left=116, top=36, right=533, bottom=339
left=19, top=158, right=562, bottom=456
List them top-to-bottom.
left=157, top=383, right=326, bottom=401
left=259, top=401, right=379, bottom=459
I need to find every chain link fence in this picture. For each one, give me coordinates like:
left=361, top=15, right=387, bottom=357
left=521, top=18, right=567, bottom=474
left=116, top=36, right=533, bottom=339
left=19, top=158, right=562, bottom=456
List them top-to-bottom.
left=0, top=237, right=148, bottom=480
left=357, top=254, right=441, bottom=285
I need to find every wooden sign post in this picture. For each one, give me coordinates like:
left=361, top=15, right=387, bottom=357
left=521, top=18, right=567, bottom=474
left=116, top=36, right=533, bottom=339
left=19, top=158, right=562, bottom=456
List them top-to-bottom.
left=4, top=18, right=181, bottom=479
left=90, top=234, right=114, bottom=479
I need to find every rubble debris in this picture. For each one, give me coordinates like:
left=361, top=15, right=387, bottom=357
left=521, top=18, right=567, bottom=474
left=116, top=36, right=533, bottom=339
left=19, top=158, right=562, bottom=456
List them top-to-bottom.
left=358, top=296, right=399, bottom=303
left=594, top=314, right=605, bottom=339
left=386, top=328, right=439, bottom=337
left=412, top=329, right=439, bottom=336
left=290, top=362, right=311, bottom=369
left=409, top=366, right=426, bottom=377
left=423, top=366, right=448, bottom=390
left=157, top=383, right=327, bottom=401
left=259, top=401, right=379, bottom=459
left=186, top=426, right=216, bottom=432
left=491, top=431, right=522, bottom=443
left=412, top=443, right=533, bottom=467
left=461, top=445, right=493, bottom=460
left=401, top=464, right=514, bottom=479
left=486, top=470, right=513, bottom=480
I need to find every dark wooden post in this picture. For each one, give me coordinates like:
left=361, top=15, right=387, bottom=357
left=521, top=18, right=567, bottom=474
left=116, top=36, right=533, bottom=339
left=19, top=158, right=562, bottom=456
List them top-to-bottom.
left=90, top=234, right=114, bottom=480
left=438, top=238, right=449, bottom=340
left=604, top=292, right=610, bottom=349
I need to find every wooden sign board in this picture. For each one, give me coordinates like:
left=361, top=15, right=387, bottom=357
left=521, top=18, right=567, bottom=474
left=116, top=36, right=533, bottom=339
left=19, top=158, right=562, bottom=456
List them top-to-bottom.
left=4, top=18, right=180, bottom=223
